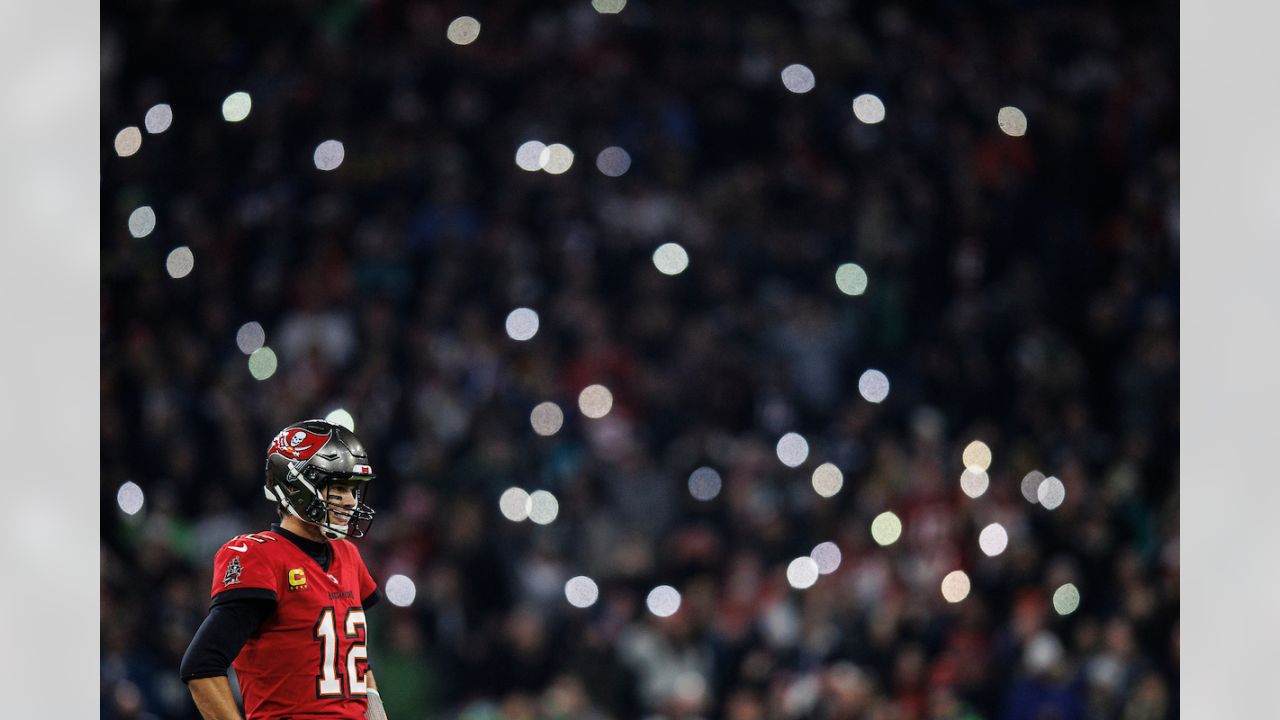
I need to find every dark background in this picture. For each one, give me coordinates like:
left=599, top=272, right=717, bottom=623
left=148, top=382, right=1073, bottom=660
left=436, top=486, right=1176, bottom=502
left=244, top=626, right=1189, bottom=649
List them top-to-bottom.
left=101, top=0, right=1178, bottom=718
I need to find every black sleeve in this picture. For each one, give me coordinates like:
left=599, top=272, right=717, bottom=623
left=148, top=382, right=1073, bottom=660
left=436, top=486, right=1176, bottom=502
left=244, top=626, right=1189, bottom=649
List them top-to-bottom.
left=362, top=587, right=381, bottom=609
left=179, top=594, right=277, bottom=683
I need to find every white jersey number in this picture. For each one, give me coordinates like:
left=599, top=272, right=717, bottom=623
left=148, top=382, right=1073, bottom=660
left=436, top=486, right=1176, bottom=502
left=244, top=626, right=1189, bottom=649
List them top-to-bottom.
left=313, top=607, right=369, bottom=697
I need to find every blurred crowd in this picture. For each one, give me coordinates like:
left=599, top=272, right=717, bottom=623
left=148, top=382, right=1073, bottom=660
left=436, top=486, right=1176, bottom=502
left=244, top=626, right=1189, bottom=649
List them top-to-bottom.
left=101, top=0, right=1177, bottom=718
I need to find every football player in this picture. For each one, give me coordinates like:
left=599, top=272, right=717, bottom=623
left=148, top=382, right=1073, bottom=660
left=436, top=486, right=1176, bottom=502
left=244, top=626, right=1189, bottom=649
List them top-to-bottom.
left=180, top=420, right=389, bottom=719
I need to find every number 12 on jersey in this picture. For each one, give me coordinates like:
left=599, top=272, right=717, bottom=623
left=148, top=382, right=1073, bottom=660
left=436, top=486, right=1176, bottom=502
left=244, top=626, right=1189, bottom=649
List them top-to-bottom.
left=313, top=606, right=368, bottom=697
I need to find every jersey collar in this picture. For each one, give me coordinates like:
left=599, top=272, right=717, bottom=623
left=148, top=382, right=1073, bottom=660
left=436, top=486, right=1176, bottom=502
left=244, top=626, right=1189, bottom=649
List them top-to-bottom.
left=270, top=522, right=332, bottom=568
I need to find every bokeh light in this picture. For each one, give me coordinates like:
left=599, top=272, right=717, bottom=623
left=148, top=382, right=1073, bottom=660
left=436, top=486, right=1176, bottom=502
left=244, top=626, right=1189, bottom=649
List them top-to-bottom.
left=592, top=0, right=626, bottom=13
left=95, top=3, right=1179, bottom=708
left=446, top=16, right=481, bottom=45
left=780, top=64, right=816, bottom=93
left=221, top=91, right=252, bottom=122
left=852, top=94, right=886, bottom=124
left=144, top=104, right=173, bottom=134
left=998, top=106, right=1028, bottom=136
left=114, top=126, right=142, bottom=156
left=313, top=140, right=345, bottom=171
left=515, top=141, right=547, bottom=171
left=539, top=143, right=575, bottom=174
left=596, top=146, right=632, bottom=177
left=128, top=206, right=156, bottom=238
left=652, top=243, right=689, bottom=275
left=166, top=246, right=195, bottom=278
left=835, top=263, right=868, bottom=296
left=505, top=307, right=540, bottom=341
left=236, top=322, right=265, bottom=355
left=247, top=346, right=278, bottom=380
left=858, top=369, right=890, bottom=403
left=578, top=384, right=613, bottom=419
left=530, top=402, right=564, bottom=437
left=324, top=408, right=355, bottom=432
left=776, top=432, right=810, bottom=467
left=963, top=440, right=992, bottom=471
left=811, top=462, right=843, bottom=497
left=688, top=467, right=722, bottom=501
left=960, top=468, right=990, bottom=498
left=1021, top=470, right=1046, bottom=504
left=1038, top=476, right=1066, bottom=509
left=117, top=481, right=144, bottom=515
left=499, top=487, right=532, bottom=522
left=528, top=490, right=560, bottom=525
left=871, top=511, right=903, bottom=546
left=978, top=523, right=1009, bottom=556
left=810, top=542, right=842, bottom=575
left=786, top=557, right=820, bottom=589
left=941, top=570, right=972, bottom=603
left=385, top=574, right=417, bottom=607
left=565, top=576, right=600, bottom=608
left=1053, top=583, right=1081, bottom=615
left=646, top=585, right=681, bottom=617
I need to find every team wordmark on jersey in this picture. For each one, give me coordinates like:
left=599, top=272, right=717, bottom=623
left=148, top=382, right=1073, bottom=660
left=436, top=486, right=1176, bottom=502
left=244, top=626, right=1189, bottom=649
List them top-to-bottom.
left=223, top=556, right=243, bottom=586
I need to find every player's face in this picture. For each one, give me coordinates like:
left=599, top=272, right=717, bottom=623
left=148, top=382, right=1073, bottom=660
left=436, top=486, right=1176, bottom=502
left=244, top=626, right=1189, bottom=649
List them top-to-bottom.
left=324, top=481, right=359, bottom=525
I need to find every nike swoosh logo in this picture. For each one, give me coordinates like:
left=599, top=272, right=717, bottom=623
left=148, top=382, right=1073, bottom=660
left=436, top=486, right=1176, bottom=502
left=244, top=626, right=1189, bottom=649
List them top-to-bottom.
left=227, top=544, right=248, bottom=552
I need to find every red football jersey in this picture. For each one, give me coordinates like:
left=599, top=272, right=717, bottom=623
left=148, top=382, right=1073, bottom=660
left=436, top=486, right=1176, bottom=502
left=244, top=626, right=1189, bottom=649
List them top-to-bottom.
left=209, top=530, right=379, bottom=720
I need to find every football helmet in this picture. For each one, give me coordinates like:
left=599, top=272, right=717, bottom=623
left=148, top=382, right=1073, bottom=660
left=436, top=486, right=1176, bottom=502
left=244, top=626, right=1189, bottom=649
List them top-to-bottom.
left=264, top=419, right=376, bottom=539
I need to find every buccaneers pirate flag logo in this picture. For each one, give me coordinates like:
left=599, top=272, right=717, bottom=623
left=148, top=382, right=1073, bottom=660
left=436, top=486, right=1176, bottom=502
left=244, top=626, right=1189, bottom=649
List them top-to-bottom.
left=223, top=556, right=243, bottom=586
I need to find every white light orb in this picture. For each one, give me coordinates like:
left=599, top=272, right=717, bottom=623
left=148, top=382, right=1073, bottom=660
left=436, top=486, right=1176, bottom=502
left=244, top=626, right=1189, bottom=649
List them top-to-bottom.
left=446, top=16, right=481, bottom=45
left=780, top=64, right=816, bottom=94
left=222, top=91, right=252, bottom=122
left=852, top=94, right=886, bottom=124
left=998, top=106, right=1028, bottom=136
left=313, top=140, right=345, bottom=171
left=515, top=141, right=547, bottom=171
left=128, top=206, right=156, bottom=238
left=652, top=243, right=690, bottom=275
left=166, top=247, right=195, bottom=278
left=505, top=307, right=540, bottom=341
left=247, top=346, right=278, bottom=380
left=858, top=369, right=890, bottom=403
left=578, top=384, right=613, bottom=419
left=530, top=402, right=564, bottom=437
left=324, top=408, right=355, bottom=432
left=776, top=432, right=810, bottom=468
left=811, top=462, right=844, bottom=497
left=960, top=468, right=990, bottom=498
left=1038, top=476, right=1066, bottom=510
left=117, top=481, right=145, bottom=515
left=499, top=487, right=532, bottom=522
left=528, top=490, right=559, bottom=525
left=871, top=511, right=902, bottom=546
left=978, top=523, right=1008, bottom=556
left=810, top=542, right=842, bottom=575
left=787, top=556, right=821, bottom=589
left=941, top=570, right=971, bottom=603
left=385, top=574, right=417, bottom=607
left=565, top=576, right=600, bottom=608
left=646, top=585, right=681, bottom=617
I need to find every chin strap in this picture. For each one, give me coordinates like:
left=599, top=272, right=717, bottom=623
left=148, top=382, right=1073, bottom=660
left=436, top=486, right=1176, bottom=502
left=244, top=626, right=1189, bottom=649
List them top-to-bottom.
left=322, top=524, right=350, bottom=539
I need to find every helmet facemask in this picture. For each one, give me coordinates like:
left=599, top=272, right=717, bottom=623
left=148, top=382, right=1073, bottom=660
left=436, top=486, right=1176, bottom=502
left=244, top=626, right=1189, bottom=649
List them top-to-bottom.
left=264, top=420, right=377, bottom=539
left=286, top=463, right=376, bottom=539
